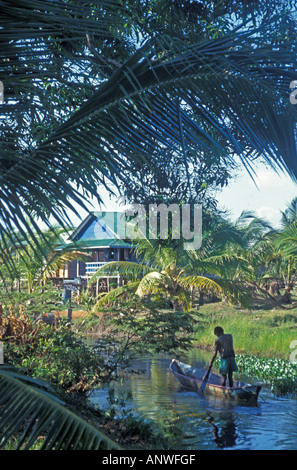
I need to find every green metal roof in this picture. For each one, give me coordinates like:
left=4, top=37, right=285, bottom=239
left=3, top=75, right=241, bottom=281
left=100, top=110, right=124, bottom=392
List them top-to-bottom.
left=55, top=212, right=134, bottom=252
left=56, top=238, right=133, bottom=251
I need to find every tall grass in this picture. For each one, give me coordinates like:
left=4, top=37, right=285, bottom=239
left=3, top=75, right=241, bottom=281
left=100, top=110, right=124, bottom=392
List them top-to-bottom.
left=193, top=303, right=297, bottom=360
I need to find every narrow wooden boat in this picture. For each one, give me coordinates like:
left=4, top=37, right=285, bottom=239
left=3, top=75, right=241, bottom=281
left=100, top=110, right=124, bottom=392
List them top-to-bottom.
left=170, top=359, right=261, bottom=403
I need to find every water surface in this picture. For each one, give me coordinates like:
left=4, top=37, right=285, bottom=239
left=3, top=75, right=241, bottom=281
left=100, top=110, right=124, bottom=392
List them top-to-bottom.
left=91, top=349, right=297, bottom=450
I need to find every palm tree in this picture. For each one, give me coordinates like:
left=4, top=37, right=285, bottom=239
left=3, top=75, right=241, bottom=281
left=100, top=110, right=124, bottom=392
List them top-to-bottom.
left=1, top=2, right=297, bottom=265
left=273, top=198, right=297, bottom=297
left=281, top=198, right=297, bottom=227
left=240, top=202, right=297, bottom=298
left=232, top=210, right=297, bottom=304
left=232, top=211, right=276, bottom=284
left=273, top=220, right=297, bottom=298
left=0, top=226, right=91, bottom=293
left=88, top=228, right=250, bottom=311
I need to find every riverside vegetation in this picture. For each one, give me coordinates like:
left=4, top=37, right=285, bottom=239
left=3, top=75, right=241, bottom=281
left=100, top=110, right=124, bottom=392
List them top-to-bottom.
left=1, top=281, right=297, bottom=449
left=0, top=289, right=195, bottom=449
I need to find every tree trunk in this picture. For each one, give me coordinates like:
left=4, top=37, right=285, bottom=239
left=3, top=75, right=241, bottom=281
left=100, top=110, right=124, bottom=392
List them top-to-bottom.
left=268, top=281, right=280, bottom=296
left=199, top=292, right=204, bottom=306
left=172, top=299, right=180, bottom=311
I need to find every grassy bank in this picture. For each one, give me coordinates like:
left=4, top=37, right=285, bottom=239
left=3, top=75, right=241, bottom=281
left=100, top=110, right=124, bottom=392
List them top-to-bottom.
left=66, top=298, right=297, bottom=362
left=192, top=301, right=297, bottom=395
left=193, top=301, right=297, bottom=361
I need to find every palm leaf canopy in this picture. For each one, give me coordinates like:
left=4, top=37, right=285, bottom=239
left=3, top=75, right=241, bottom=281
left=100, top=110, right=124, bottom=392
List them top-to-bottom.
left=1, top=1, right=297, bottom=254
left=280, top=197, right=297, bottom=226
left=274, top=222, right=297, bottom=258
left=89, top=233, right=252, bottom=309
left=180, top=275, right=250, bottom=308
left=0, top=365, right=121, bottom=450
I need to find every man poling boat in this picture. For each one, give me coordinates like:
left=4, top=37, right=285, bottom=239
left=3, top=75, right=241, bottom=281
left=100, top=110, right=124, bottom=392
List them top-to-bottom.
left=207, top=326, right=238, bottom=388
left=169, top=359, right=261, bottom=404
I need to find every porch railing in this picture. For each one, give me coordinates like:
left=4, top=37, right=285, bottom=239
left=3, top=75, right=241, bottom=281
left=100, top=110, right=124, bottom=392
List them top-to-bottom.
left=85, top=262, right=107, bottom=276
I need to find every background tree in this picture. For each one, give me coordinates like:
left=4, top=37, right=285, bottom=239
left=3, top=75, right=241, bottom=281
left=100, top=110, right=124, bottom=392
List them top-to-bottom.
left=281, top=197, right=297, bottom=227
left=0, top=226, right=90, bottom=293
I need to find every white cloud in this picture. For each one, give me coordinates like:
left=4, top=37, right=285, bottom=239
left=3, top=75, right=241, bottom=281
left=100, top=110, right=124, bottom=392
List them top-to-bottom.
left=217, top=162, right=297, bottom=227
left=251, top=168, right=297, bottom=191
left=254, top=206, right=281, bottom=226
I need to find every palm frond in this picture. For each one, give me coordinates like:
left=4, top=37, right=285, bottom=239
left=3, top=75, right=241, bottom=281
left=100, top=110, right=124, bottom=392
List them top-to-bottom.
left=1, top=8, right=297, bottom=257
left=37, top=28, right=297, bottom=180
left=280, top=197, right=297, bottom=226
left=274, top=223, right=297, bottom=258
left=187, top=248, right=251, bottom=280
left=88, top=261, right=155, bottom=285
left=136, top=271, right=193, bottom=310
left=136, top=272, right=167, bottom=297
left=181, top=275, right=250, bottom=308
left=93, top=281, right=140, bottom=308
left=0, top=366, right=121, bottom=450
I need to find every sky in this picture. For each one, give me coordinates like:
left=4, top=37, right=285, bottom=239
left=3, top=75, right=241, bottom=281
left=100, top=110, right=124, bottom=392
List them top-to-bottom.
left=68, top=160, right=297, bottom=231
left=216, top=162, right=297, bottom=228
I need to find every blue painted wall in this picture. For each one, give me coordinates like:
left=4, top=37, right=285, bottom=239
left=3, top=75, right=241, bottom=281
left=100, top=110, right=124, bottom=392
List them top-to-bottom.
left=77, top=214, right=117, bottom=241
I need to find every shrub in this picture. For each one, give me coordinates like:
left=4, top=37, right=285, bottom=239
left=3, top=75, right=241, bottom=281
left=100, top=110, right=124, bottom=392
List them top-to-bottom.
left=4, top=321, right=106, bottom=396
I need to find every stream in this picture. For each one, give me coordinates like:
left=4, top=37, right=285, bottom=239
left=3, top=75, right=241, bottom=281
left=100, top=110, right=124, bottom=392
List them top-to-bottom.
left=91, top=349, right=297, bottom=450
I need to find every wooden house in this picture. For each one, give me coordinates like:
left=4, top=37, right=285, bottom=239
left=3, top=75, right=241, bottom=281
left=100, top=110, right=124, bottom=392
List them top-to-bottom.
left=55, top=211, right=136, bottom=293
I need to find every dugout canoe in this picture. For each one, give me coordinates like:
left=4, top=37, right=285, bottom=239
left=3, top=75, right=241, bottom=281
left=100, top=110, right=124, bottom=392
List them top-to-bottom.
left=170, top=359, right=261, bottom=403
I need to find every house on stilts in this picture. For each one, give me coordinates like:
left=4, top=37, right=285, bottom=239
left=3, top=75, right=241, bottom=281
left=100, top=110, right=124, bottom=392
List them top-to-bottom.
left=54, top=211, right=136, bottom=295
